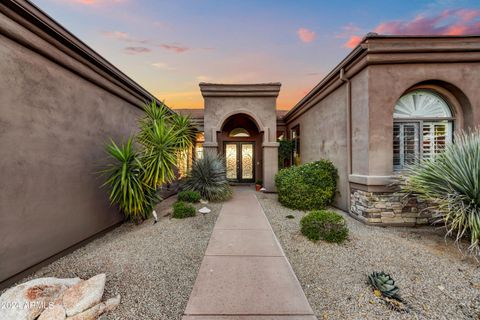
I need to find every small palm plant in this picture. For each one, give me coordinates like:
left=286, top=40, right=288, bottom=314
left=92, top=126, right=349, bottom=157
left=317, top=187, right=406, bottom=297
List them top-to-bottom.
left=102, top=100, right=194, bottom=222
left=403, top=130, right=480, bottom=255
left=182, top=151, right=232, bottom=201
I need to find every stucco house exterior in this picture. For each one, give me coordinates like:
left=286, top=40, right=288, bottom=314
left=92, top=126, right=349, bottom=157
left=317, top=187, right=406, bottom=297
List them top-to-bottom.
left=1, top=0, right=480, bottom=290
left=179, top=34, right=480, bottom=226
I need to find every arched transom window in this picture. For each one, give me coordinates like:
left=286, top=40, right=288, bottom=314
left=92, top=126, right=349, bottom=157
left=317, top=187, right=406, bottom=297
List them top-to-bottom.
left=393, top=90, right=453, bottom=170
left=229, top=128, right=250, bottom=137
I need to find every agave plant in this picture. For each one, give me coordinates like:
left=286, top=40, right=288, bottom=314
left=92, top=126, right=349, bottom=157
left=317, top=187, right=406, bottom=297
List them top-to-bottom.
left=403, top=130, right=480, bottom=255
left=101, top=137, right=159, bottom=222
left=182, top=151, right=232, bottom=201
left=368, top=272, right=401, bottom=301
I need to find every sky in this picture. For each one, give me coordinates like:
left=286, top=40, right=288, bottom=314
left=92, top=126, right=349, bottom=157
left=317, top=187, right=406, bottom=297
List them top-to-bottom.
left=31, top=0, right=480, bottom=110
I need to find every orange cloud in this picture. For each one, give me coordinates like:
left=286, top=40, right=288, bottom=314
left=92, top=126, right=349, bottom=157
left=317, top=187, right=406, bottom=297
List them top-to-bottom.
left=297, top=28, right=316, bottom=43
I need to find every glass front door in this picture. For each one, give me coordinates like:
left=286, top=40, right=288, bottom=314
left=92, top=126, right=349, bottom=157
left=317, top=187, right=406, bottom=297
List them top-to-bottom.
left=224, top=142, right=254, bottom=182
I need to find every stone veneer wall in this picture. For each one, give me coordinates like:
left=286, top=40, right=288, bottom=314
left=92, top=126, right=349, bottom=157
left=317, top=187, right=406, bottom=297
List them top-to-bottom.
left=350, top=189, right=434, bottom=226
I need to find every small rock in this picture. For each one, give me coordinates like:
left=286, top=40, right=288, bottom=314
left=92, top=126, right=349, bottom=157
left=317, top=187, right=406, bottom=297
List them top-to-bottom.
left=260, top=187, right=266, bottom=192
left=200, top=199, right=209, bottom=204
left=199, top=207, right=211, bottom=214
left=62, top=274, right=106, bottom=317
left=0, top=277, right=80, bottom=320
left=104, top=294, right=121, bottom=312
left=65, top=303, right=105, bottom=320
left=38, top=304, right=66, bottom=320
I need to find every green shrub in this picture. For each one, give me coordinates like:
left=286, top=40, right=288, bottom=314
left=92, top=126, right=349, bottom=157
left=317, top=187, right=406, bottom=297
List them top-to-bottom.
left=403, top=130, right=480, bottom=255
left=183, top=151, right=232, bottom=201
left=275, top=160, right=337, bottom=210
left=177, top=190, right=201, bottom=203
left=172, top=201, right=196, bottom=219
left=300, top=210, right=348, bottom=243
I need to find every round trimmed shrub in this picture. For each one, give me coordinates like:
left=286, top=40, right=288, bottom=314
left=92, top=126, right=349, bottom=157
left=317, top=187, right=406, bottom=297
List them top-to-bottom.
left=275, top=160, right=337, bottom=210
left=177, top=190, right=201, bottom=203
left=172, top=201, right=196, bottom=219
left=300, top=210, right=348, bottom=243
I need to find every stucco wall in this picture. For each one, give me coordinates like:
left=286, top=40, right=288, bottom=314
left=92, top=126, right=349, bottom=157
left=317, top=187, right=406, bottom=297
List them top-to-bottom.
left=0, top=13, right=144, bottom=284
left=367, top=63, right=480, bottom=177
left=287, top=84, right=349, bottom=210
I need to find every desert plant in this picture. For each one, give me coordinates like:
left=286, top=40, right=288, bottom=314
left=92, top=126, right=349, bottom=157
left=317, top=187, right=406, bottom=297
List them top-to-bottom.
left=102, top=100, right=194, bottom=222
left=138, top=101, right=195, bottom=188
left=403, top=130, right=480, bottom=255
left=102, top=138, right=159, bottom=222
left=182, top=151, right=232, bottom=201
left=275, top=160, right=337, bottom=210
left=177, top=190, right=201, bottom=203
left=172, top=201, right=196, bottom=219
left=300, top=210, right=348, bottom=243
left=368, top=272, right=401, bottom=300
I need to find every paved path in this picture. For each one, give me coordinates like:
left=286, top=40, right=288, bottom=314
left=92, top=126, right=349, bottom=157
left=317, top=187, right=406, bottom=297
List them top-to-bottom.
left=183, top=186, right=316, bottom=320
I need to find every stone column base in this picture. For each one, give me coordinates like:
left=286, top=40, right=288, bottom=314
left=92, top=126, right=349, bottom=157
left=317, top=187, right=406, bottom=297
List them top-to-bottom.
left=350, top=189, right=434, bottom=226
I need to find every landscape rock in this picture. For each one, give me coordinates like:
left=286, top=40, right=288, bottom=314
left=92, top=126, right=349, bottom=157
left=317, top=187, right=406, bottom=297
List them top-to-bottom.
left=199, top=207, right=211, bottom=214
left=62, top=274, right=106, bottom=317
left=0, top=277, right=80, bottom=320
left=103, top=294, right=121, bottom=312
left=65, top=302, right=105, bottom=320
left=38, top=304, right=66, bottom=320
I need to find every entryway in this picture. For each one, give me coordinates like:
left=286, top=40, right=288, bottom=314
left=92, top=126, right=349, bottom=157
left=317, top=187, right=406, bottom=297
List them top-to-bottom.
left=224, top=142, right=255, bottom=183
left=182, top=186, right=315, bottom=319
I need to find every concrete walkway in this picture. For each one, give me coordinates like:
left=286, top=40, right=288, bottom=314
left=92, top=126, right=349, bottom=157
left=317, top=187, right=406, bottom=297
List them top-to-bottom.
left=183, top=186, right=316, bottom=320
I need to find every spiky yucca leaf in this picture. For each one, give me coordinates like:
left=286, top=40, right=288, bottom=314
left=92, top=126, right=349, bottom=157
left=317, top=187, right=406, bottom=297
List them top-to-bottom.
left=403, top=130, right=480, bottom=254
left=101, top=137, right=159, bottom=221
left=182, top=151, right=232, bottom=201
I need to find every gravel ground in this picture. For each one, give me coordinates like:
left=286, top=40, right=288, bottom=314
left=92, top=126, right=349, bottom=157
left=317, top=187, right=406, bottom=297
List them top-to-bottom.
left=257, top=193, right=480, bottom=320
left=9, top=196, right=221, bottom=320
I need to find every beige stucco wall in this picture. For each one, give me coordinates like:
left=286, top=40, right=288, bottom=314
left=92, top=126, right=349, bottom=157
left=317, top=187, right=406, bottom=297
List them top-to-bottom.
left=0, top=8, right=146, bottom=285
left=367, top=63, right=480, bottom=177
left=286, top=83, right=349, bottom=211
left=201, top=84, right=280, bottom=191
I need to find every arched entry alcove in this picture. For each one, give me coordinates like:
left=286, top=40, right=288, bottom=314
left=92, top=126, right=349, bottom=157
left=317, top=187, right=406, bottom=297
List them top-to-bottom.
left=218, top=113, right=263, bottom=183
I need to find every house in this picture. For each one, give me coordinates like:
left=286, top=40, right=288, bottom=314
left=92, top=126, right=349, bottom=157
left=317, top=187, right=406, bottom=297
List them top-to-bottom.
left=1, top=0, right=480, bottom=289
left=179, top=34, right=480, bottom=226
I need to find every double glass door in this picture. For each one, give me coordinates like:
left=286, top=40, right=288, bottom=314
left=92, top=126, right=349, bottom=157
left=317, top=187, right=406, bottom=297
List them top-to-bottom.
left=224, top=142, right=254, bottom=182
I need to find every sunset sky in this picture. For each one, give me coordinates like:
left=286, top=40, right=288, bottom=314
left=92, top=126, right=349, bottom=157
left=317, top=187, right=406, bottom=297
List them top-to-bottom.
left=32, top=0, right=480, bottom=110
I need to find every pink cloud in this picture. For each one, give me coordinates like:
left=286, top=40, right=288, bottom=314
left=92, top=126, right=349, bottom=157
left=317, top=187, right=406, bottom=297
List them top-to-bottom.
left=340, top=8, right=480, bottom=49
left=373, top=9, right=480, bottom=35
left=297, top=28, right=316, bottom=43
left=101, top=31, right=149, bottom=44
left=344, top=35, right=363, bottom=49
left=160, top=44, right=190, bottom=53
left=124, top=47, right=151, bottom=55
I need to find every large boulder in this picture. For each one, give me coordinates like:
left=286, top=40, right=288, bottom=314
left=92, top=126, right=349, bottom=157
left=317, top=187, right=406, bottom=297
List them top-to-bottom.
left=62, top=274, right=106, bottom=317
left=0, top=277, right=80, bottom=320
left=38, top=304, right=66, bottom=320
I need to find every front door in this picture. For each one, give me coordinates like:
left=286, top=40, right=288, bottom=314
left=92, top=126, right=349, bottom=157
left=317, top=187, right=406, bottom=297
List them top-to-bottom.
left=224, top=142, right=255, bottom=183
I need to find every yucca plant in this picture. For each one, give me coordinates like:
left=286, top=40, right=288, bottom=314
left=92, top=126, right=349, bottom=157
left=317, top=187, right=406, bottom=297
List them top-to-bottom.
left=102, top=100, right=194, bottom=222
left=138, top=101, right=195, bottom=188
left=403, top=130, right=480, bottom=255
left=101, top=138, right=159, bottom=222
left=182, top=151, right=232, bottom=201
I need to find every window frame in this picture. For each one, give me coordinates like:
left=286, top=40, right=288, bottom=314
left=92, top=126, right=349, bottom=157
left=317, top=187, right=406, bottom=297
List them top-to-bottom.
left=392, top=90, right=455, bottom=171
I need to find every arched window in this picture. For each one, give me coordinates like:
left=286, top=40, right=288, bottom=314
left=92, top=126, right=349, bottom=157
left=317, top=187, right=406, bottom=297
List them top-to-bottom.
left=393, top=90, right=453, bottom=170
left=229, top=128, right=250, bottom=137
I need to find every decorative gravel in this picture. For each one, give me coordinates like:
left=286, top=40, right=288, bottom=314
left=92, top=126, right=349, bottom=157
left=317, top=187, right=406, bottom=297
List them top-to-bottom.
left=257, top=193, right=480, bottom=320
left=13, top=196, right=221, bottom=320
